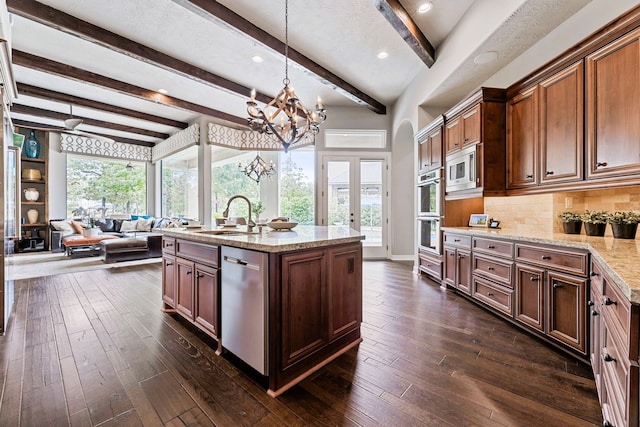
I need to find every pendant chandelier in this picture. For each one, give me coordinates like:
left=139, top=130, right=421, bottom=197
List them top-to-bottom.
left=246, top=0, right=326, bottom=153
left=238, top=153, right=276, bottom=183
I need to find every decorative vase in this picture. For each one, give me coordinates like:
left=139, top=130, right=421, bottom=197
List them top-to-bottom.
left=24, top=130, right=41, bottom=159
left=23, top=187, right=40, bottom=202
left=26, top=209, right=39, bottom=224
left=562, top=221, right=582, bottom=234
left=584, top=222, right=606, bottom=237
left=611, top=223, right=638, bottom=239
left=83, top=228, right=99, bottom=237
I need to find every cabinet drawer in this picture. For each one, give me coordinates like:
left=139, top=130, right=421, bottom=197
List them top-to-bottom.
left=443, top=233, right=471, bottom=249
left=162, top=237, right=176, bottom=255
left=472, top=237, right=513, bottom=259
left=176, top=240, right=219, bottom=268
left=514, top=244, right=588, bottom=276
left=418, top=250, right=442, bottom=280
left=472, top=254, right=513, bottom=288
left=590, top=259, right=605, bottom=296
left=472, top=276, right=513, bottom=316
left=602, top=279, right=633, bottom=358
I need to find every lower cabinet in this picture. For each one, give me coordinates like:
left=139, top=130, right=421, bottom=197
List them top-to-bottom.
left=444, top=233, right=472, bottom=295
left=162, top=237, right=220, bottom=348
left=418, top=248, right=442, bottom=281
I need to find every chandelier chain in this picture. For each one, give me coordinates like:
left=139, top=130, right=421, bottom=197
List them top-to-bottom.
left=284, top=0, right=289, bottom=84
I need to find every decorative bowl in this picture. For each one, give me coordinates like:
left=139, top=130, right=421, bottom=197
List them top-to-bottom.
left=22, top=168, right=41, bottom=180
left=267, top=221, right=298, bottom=231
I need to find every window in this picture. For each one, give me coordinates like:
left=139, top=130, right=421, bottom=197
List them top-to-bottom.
left=324, top=129, right=386, bottom=149
left=161, top=146, right=199, bottom=219
left=279, top=147, right=315, bottom=224
left=211, top=148, right=260, bottom=222
left=66, top=154, right=146, bottom=218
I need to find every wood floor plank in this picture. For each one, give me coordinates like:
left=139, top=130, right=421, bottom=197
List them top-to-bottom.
left=139, top=371, right=197, bottom=423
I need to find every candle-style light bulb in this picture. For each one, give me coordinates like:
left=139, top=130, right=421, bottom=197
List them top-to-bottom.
left=250, top=88, right=256, bottom=101
left=316, top=96, right=324, bottom=110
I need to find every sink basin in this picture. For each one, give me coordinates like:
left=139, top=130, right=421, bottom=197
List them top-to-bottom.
left=194, top=229, right=254, bottom=236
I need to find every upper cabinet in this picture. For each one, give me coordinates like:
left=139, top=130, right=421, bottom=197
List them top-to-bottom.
left=586, top=28, right=640, bottom=180
left=507, top=61, right=584, bottom=190
left=446, top=104, right=481, bottom=154
left=416, top=115, right=444, bottom=174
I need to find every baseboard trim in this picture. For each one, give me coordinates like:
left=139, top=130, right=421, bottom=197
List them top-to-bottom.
left=389, top=254, right=415, bottom=261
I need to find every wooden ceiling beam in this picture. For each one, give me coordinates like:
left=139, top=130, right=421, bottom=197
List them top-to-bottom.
left=6, top=0, right=278, bottom=105
left=173, top=0, right=387, bottom=114
left=374, top=0, right=436, bottom=67
left=13, top=50, right=248, bottom=128
left=17, top=83, right=189, bottom=129
left=11, top=104, right=171, bottom=139
left=12, top=119, right=154, bottom=147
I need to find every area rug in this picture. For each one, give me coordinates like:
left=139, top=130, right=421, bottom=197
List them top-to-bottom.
left=7, top=252, right=161, bottom=280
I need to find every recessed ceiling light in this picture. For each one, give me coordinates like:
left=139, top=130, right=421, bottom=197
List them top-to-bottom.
left=418, top=2, right=433, bottom=14
left=377, top=51, right=389, bottom=59
left=473, top=51, right=498, bottom=64
left=252, top=55, right=264, bottom=63
left=157, top=88, right=168, bottom=94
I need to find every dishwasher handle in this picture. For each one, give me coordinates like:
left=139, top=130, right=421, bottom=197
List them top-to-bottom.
left=223, top=255, right=260, bottom=271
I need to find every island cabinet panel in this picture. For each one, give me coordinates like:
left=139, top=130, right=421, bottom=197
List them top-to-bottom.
left=587, top=27, right=640, bottom=181
left=327, top=244, right=362, bottom=340
left=280, top=249, right=329, bottom=368
left=162, top=254, right=177, bottom=310
left=176, top=258, right=195, bottom=320
left=194, top=264, right=219, bottom=338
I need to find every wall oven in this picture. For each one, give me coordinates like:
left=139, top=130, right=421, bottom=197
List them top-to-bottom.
left=445, top=144, right=478, bottom=192
left=417, top=169, right=442, bottom=216
left=417, top=216, right=441, bottom=255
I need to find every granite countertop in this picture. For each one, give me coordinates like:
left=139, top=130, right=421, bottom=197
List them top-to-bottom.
left=161, top=225, right=364, bottom=253
left=442, top=226, right=640, bottom=304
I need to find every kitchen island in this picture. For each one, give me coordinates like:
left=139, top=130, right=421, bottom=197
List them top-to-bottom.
left=160, top=225, right=364, bottom=397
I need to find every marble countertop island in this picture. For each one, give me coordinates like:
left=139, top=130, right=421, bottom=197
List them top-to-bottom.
left=161, top=225, right=364, bottom=253
left=442, top=226, right=640, bottom=304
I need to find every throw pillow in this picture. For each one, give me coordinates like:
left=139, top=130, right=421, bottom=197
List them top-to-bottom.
left=94, top=218, right=115, bottom=232
left=135, top=218, right=153, bottom=232
left=50, top=220, right=72, bottom=232
left=70, top=220, right=84, bottom=234
left=120, top=220, right=137, bottom=232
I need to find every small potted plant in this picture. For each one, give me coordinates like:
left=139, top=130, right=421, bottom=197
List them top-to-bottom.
left=252, top=200, right=264, bottom=222
left=581, top=210, right=609, bottom=237
left=558, top=211, right=582, bottom=234
left=607, top=211, right=640, bottom=239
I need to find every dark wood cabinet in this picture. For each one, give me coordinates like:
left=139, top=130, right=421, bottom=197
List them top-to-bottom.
left=586, top=27, right=640, bottom=181
left=539, top=61, right=584, bottom=185
left=507, top=87, right=538, bottom=189
left=445, top=104, right=480, bottom=154
left=417, top=116, right=443, bottom=174
left=443, top=233, right=472, bottom=295
left=327, top=245, right=362, bottom=341
left=418, top=248, right=442, bottom=281
left=162, top=254, right=177, bottom=309
left=176, top=258, right=195, bottom=320
left=194, top=264, right=219, bottom=338
left=515, top=264, right=545, bottom=332
left=547, top=270, right=587, bottom=354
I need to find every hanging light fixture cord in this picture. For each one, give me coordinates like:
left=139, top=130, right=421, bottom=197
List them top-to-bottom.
left=246, top=0, right=326, bottom=153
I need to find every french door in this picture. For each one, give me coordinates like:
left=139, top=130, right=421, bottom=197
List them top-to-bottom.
left=320, top=154, right=388, bottom=259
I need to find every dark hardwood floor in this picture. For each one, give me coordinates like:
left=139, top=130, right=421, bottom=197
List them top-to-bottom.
left=0, top=260, right=602, bottom=426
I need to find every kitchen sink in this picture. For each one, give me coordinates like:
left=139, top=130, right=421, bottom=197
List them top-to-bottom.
left=194, top=229, right=255, bottom=236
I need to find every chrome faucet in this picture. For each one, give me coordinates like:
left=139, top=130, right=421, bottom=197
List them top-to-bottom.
left=222, top=195, right=255, bottom=232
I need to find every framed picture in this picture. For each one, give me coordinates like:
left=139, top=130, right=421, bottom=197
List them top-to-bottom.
left=469, top=214, right=489, bottom=227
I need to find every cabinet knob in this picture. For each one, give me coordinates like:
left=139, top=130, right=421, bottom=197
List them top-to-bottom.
left=596, top=162, right=608, bottom=168
left=545, top=171, right=554, bottom=175
left=526, top=174, right=533, bottom=179
left=454, top=239, right=460, bottom=242
left=165, top=243, right=174, bottom=247
left=487, top=245, right=495, bottom=249
left=458, top=254, right=465, bottom=259
left=541, top=255, right=551, bottom=260
left=165, top=262, right=173, bottom=266
left=487, top=267, right=494, bottom=271
left=186, top=271, right=192, bottom=275
left=590, top=271, right=599, bottom=277
left=196, top=273, right=204, bottom=279
left=529, top=276, right=539, bottom=282
left=553, top=284, right=561, bottom=289
left=487, top=292, right=494, bottom=297
left=604, top=297, right=616, bottom=306
left=587, top=300, right=594, bottom=306
left=592, top=310, right=599, bottom=316
left=603, top=354, right=616, bottom=363
left=603, top=421, right=614, bottom=427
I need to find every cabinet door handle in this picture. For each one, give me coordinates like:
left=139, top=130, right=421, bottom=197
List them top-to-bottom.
left=596, top=162, right=608, bottom=168
left=545, top=171, right=554, bottom=175
left=526, top=174, right=533, bottom=179
left=454, top=239, right=460, bottom=242
left=165, top=243, right=174, bottom=247
left=487, top=245, right=495, bottom=249
left=458, top=254, right=465, bottom=259
left=541, top=255, right=551, bottom=260
left=165, top=262, right=173, bottom=266
left=487, top=267, right=494, bottom=271
left=186, top=271, right=192, bottom=275
left=590, top=271, right=599, bottom=277
left=196, top=273, right=204, bottom=279
left=529, top=276, right=539, bottom=281
left=553, top=284, right=561, bottom=289
left=487, top=292, right=494, bottom=297
left=604, top=297, right=616, bottom=306
left=587, top=300, right=594, bottom=306
left=592, top=310, right=599, bottom=316
left=603, top=354, right=616, bottom=363
left=603, top=421, right=614, bottom=427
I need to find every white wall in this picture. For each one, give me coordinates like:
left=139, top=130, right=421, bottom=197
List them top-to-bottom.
left=47, top=133, right=67, bottom=220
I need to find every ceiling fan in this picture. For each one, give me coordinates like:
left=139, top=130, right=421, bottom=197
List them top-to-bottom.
left=30, top=105, right=115, bottom=143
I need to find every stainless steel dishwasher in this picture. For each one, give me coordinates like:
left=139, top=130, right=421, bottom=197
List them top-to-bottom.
left=221, top=246, right=269, bottom=375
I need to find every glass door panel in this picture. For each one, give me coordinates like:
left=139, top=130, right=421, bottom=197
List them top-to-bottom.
left=360, top=160, right=383, bottom=248
left=326, top=161, right=351, bottom=227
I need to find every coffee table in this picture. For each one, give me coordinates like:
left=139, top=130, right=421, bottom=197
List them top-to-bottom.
left=62, top=234, right=119, bottom=258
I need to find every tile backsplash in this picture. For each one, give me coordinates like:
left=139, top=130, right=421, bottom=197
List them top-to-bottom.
left=484, top=186, right=640, bottom=236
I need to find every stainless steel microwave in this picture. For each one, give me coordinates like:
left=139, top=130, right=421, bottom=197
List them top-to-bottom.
left=446, top=144, right=478, bottom=192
